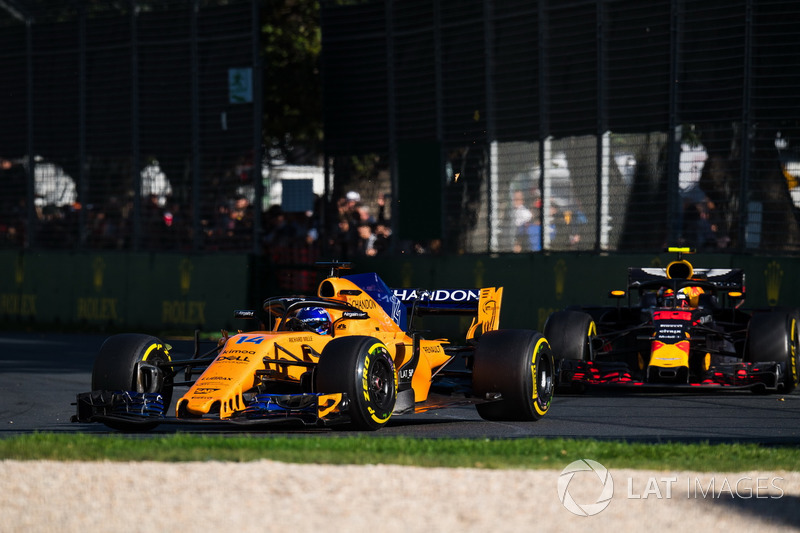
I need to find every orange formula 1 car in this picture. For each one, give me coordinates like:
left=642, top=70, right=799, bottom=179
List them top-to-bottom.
left=74, top=263, right=555, bottom=431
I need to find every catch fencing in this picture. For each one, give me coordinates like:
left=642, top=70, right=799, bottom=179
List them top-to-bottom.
left=0, top=0, right=264, bottom=253
left=2, top=0, right=800, bottom=260
left=321, top=0, right=800, bottom=255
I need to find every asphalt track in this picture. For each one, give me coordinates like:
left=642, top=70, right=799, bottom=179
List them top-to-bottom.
left=2, top=331, right=800, bottom=443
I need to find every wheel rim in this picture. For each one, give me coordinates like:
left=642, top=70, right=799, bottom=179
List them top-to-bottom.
left=531, top=338, right=554, bottom=415
left=536, top=354, right=554, bottom=410
left=369, top=357, right=395, bottom=411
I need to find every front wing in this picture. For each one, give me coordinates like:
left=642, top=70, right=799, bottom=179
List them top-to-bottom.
left=558, top=359, right=782, bottom=391
left=72, top=390, right=352, bottom=427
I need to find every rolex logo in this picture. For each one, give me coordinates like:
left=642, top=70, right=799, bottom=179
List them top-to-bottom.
left=15, top=255, right=24, bottom=285
left=92, top=257, right=105, bottom=292
left=179, top=258, right=194, bottom=295
left=554, top=258, right=567, bottom=300
left=765, top=261, right=783, bottom=307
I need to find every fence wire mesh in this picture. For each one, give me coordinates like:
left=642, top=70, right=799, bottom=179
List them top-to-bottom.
left=0, top=0, right=261, bottom=253
left=1, top=0, right=799, bottom=260
left=322, top=0, right=800, bottom=255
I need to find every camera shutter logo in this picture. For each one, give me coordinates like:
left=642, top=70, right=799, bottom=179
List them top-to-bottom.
left=558, top=459, right=614, bottom=516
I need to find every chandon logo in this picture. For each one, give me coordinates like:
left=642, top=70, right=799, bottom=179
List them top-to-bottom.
left=557, top=459, right=614, bottom=516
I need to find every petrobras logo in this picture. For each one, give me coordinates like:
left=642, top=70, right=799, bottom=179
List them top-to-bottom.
left=393, top=288, right=480, bottom=303
left=557, top=459, right=614, bottom=516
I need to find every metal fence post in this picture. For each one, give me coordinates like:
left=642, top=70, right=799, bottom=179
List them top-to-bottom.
left=130, top=0, right=141, bottom=251
left=191, top=0, right=201, bottom=252
left=252, top=0, right=263, bottom=256
left=386, top=0, right=399, bottom=255
left=434, top=0, right=444, bottom=254
left=485, top=0, right=497, bottom=254
left=537, top=0, right=550, bottom=252
left=595, top=0, right=608, bottom=251
left=666, top=0, right=682, bottom=245
left=738, top=0, right=753, bottom=248
left=79, top=4, right=87, bottom=248
left=25, top=17, right=35, bottom=249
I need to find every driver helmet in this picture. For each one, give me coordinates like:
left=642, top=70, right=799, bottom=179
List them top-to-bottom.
left=681, top=286, right=704, bottom=307
left=657, top=287, right=675, bottom=307
left=675, top=290, right=690, bottom=308
left=296, top=307, right=331, bottom=334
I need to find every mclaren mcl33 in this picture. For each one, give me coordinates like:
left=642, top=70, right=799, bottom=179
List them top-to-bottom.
left=74, top=263, right=555, bottom=431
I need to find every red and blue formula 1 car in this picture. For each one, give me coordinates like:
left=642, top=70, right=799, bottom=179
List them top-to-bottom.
left=544, top=248, right=799, bottom=393
left=73, top=262, right=555, bottom=431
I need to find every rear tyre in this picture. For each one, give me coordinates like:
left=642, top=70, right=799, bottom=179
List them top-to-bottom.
left=745, top=311, right=800, bottom=393
left=472, top=330, right=554, bottom=421
left=91, top=333, right=173, bottom=431
left=315, top=336, right=397, bottom=430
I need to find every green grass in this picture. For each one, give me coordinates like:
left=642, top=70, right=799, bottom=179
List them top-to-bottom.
left=1, top=433, right=798, bottom=471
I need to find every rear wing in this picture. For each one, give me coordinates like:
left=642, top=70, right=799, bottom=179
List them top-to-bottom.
left=627, top=247, right=746, bottom=295
left=628, top=267, right=745, bottom=293
left=337, top=271, right=503, bottom=337
left=393, top=287, right=504, bottom=340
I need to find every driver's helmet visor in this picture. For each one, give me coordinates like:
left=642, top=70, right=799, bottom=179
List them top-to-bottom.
left=304, top=317, right=330, bottom=334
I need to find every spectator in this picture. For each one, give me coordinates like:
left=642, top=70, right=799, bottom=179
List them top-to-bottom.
left=678, top=142, right=718, bottom=249
left=678, top=142, right=708, bottom=208
left=546, top=152, right=586, bottom=247
left=10, top=155, right=78, bottom=211
left=140, top=158, right=173, bottom=208
left=511, top=189, right=533, bottom=252
left=345, top=190, right=361, bottom=209
left=340, top=191, right=361, bottom=226
left=143, top=193, right=166, bottom=249
left=229, top=195, right=254, bottom=248
left=88, top=197, right=125, bottom=249
left=162, top=200, right=190, bottom=251
left=355, top=203, right=375, bottom=226
left=328, top=216, right=357, bottom=260
left=373, top=220, right=392, bottom=255
left=355, top=222, right=377, bottom=256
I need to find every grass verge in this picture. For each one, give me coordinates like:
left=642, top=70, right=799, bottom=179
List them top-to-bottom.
left=1, top=433, right=798, bottom=471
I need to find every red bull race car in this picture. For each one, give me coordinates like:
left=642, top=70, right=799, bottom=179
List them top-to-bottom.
left=544, top=248, right=799, bottom=393
left=73, top=263, right=555, bottom=431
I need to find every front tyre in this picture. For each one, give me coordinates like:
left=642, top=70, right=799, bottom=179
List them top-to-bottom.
left=543, top=310, right=596, bottom=362
left=544, top=310, right=597, bottom=392
left=745, top=310, right=800, bottom=393
left=472, top=330, right=554, bottom=421
left=91, top=333, right=173, bottom=431
left=315, top=336, right=397, bottom=430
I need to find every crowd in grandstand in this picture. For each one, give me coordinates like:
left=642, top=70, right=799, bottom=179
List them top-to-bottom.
left=1, top=149, right=732, bottom=255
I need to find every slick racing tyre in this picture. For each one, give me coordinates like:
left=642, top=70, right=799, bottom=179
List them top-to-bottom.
left=544, top=310, right=596, bottom=362
left=544, top=310, right=596, bottom=391
left=745, top=310, right=800, bottom=394
left=472, top=329, right=554, bottom=421
left=91, top=334, right=173, bottom=431
left=315, top=336, right=397, bottom=430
